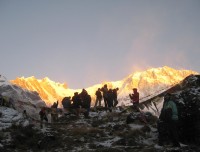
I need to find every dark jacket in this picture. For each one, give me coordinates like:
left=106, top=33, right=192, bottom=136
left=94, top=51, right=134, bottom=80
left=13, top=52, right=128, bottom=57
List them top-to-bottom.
left=101, top=87, right=108, bottom=98
left=107, top=89, right=114, bottom=107
left=113, top=89, right=118, bottom=99
left=95, top=90, right=102, bottom=98
left=72, top=94, right=82, bottom=108
left=82, top=94, right=91, bottom=109
left=62, top=97, right=71, bottom=108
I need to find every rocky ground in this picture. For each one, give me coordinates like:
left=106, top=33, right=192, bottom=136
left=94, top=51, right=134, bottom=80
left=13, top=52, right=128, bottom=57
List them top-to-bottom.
left=0, top=107, right=200, bottom=152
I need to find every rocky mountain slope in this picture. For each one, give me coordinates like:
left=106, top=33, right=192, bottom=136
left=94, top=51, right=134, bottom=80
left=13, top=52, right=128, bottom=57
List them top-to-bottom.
left=10, top=66, right=198, bottom=107
left=168, top=74, right=200, bottom=145
left=0, top=75, right=46, bottom=121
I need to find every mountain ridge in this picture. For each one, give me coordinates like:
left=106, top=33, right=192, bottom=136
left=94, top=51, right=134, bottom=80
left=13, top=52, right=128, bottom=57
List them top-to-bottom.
left=10, top=66, right=198, bottom=107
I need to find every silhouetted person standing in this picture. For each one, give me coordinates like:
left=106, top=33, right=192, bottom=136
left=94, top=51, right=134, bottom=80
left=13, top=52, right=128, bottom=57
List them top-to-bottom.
left=101, top=84, right=108, bottom=108
left=95, top=88, right=102, bottom=107
left=113, top=88, right=119, bottom=107
left=129, top=88, right=140, bottom=112
left=129, top=88, right=139, bottom=104
left=129, top=88, right=147, bottom=124
left=107, top=89, right=114, bottom=112
left=81, top=90, right=91, bottom=118
left=72, top=92, right=82, bottom=117
left=158, top=93, right=180, bottom=147
left=51, top=100, right=59, bottom=122
left=39, top=107, right=48, bottom=128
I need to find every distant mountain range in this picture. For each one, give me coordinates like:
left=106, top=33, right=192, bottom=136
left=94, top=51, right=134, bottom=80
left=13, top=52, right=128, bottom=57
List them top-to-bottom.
left=10, top=66, right=198, bottom=107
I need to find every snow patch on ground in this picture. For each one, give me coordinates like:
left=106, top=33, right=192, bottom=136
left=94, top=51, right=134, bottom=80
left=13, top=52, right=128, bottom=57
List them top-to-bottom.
left=0, top=107, right=24, bottom=130
left=128, top=124, right=143, bottom=130
left=96, top=136, right=121, bottom=147
left=0, top=143, right=3, bottom=148
left=154, top=144, right=163, bottom=149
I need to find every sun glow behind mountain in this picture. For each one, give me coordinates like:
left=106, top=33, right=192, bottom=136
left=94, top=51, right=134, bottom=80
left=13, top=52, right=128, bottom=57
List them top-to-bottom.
left=10, top=66, right=198, bottom=107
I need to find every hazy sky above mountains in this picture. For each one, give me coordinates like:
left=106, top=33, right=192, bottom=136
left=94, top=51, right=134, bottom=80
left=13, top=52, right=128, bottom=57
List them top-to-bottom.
left=0, top=0, right=200, bottom=89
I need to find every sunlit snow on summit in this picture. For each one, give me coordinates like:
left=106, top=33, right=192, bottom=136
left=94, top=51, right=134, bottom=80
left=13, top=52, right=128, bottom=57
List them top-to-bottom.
left=10, top=66, right=198, bottom=107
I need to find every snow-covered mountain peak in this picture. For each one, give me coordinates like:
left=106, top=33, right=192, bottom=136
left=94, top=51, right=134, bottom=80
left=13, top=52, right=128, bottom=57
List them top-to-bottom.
left=10, top=66, right=198, bottom=107
left=23, top=76, right=37, bottom=81
left=38, top=77, right=66, bottom=88
left=41, top=77, right=53, bottom=83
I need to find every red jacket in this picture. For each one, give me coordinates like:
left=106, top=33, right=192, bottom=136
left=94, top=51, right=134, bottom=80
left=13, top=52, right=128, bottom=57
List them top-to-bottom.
left=130, top=92, right=139, bottom=104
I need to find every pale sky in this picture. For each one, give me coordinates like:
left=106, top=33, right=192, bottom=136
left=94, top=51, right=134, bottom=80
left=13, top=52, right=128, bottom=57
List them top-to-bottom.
left=0, top=0, right=200, bottom=89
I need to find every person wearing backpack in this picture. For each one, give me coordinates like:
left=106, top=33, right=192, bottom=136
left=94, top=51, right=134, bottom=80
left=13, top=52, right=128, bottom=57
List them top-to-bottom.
left=81, top=90, right=91, bottom=118
left=72, top=92, right=82, bottom=117
left=158, top=93, right=180, bottom=147
left=62, top=96, right=72, bottom=115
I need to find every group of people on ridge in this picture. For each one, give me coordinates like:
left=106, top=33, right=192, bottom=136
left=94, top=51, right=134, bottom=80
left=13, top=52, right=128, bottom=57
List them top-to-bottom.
left=94, top=84, right=119, bottom=112
left=39, top=85, right=141, bottom=124
left=61, top=89, right=91, bottom=118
